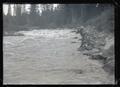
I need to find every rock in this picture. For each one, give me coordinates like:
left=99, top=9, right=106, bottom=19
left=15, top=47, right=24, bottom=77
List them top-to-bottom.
left=71, top=30, right=76, bottom=33
left=14, top=32, right=24, bottom=36
left=73, top=37, right=78, bottom=39
left=71, top=41, right=77, bottom=43
left=102, top=44, right=114, bottom=58
left=89, top=55, right=107, bottom=64
left=92, top=55, right=107, bottom=60
left=103, top=57, right=114, bottom=74
left=72, top=69, right=84, bottom=74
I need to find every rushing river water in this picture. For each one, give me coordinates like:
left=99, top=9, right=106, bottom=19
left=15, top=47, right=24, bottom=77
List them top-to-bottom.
left=3, top=29, right=114, bottom=84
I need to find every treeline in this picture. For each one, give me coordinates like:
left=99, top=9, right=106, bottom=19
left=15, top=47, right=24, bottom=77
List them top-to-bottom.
left=3, top=4, right=113, bottom=33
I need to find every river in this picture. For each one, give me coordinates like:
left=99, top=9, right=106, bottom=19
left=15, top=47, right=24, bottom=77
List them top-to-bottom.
left=3, top=29, right=114, bottom=84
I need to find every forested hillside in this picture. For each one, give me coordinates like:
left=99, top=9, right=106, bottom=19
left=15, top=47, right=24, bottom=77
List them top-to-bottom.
left=3, top=4, right=113, bottom=34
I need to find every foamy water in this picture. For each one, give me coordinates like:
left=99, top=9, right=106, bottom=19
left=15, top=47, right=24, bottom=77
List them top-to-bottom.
left=3, top=29, right=114, bottom=84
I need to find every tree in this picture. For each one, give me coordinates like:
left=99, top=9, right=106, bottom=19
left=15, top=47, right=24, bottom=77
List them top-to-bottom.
left=7, top=4, right=11, bottom=16
left=15, top=4, right=22, bottom=25
left=29, top=4, right=39, bottom=26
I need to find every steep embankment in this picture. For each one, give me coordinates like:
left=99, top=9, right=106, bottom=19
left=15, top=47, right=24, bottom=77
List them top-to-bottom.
left=76, top=8, right=114, bottom=79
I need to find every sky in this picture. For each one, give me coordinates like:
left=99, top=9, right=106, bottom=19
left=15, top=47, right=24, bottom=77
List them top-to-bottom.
left=3, top=4, right=58, bottom=15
